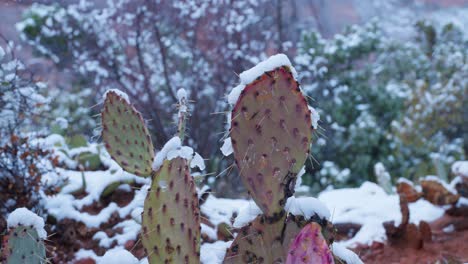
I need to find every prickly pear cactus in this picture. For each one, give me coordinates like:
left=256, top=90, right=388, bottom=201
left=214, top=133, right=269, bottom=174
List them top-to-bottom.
left=230, top=66, right=313, bottom=216
left=101, top=89, right=202, bottom=263
left=101, top=91, right=154, bottom=176
left=141, top=157, right=200, bottom=264
left=224, top=214, right=304, bottom=263
left=286, top=222, right=334, bottom=264
left=2, top=226, right=46, bottom=264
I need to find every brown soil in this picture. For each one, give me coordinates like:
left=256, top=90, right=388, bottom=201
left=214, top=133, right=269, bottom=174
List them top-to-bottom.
left=354, top=214, right=468, bottom=264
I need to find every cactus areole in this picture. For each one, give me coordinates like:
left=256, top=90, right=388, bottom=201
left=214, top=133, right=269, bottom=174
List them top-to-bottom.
left=230, top=66, right=313, bottom=217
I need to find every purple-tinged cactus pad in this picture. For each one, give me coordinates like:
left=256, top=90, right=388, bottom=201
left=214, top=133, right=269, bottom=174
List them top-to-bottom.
left=230, top=67, right=313, bottom=216
left=101, top=91, right=154, bottom=176
left=142, top=158, right=200, bottom=264
left=224, top=214, right=302, bottom=263
left=286, top=222, right=334, bottom=264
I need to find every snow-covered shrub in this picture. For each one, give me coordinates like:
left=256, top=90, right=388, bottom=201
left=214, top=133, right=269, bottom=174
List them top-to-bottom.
left=16, top=0, right=294, bottom=173
left=296, top=20, right=466, bottom=187
left=0, top=42, right=58, bottom=217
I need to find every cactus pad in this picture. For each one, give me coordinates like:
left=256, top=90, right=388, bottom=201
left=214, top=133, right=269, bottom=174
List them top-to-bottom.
left=230, top=66, right=313, bottom=216
left=101, top=91, right=154, bottom=176
left=142, top=157, right=200, bottom=264
left=224, top=214, right=302, bottom=263
left=286, top=222, right=334, bottom=264
left=2, top=226, right=46, bottom=264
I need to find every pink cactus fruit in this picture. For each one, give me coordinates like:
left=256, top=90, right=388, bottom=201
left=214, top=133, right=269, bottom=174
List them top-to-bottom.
left=286, top=222, right=334, bottom=264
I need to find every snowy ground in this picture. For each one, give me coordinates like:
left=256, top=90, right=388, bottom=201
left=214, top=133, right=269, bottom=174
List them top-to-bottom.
left=25, top=134, right=466, bottom=263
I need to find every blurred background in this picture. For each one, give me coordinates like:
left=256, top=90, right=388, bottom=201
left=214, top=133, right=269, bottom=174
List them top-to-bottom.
left=0, top=0, right=466, bottom=201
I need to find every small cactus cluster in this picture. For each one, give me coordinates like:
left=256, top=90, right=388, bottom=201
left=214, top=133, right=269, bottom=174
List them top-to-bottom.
left=101, top=55, right=359, bottom=263
left=223, top=57, right=335, bottom=263
left=101, top=90, right=201, bottom=264
left=2, top=208, right=47, bottom=264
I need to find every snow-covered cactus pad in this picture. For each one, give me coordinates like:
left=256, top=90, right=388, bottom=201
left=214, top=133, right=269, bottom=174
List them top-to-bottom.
left=229, top=61, right=313, bottom=216
left=101, top=90, right=154, bottom=176
left=142, top=157, right=200, bottom=264
left=3, top=208, right=47, bottom=264
left=224, top=214, right=301, bottom=263
left=286, top=222, right=334, bottom=264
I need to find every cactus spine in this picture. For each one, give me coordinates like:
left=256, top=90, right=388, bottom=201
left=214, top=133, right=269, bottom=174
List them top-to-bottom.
left=101, top=90, right=200, bottom=264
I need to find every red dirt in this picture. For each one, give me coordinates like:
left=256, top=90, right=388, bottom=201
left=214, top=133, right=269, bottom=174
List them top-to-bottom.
left=354, top=214, right=468, bottom=264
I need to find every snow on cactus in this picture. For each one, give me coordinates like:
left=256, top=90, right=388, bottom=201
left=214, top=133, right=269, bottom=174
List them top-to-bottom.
left=222, top=54, right=342, bottom=263
left=226, top=54, right=314, bottom=217
left=101, top=89, right=204, bottom=264
left=3, top=208, right=47, bottom=264
left=286, top=222, right=334, bottom=264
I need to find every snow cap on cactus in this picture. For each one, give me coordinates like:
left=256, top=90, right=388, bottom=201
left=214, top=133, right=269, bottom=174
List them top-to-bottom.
left=227, top=54, right=313, bottom=216
left=101, top=89, right=155, bottom=176
left=152, top=136, right=205, bottom=171
left=7, top=207, right=46, bottom=239
left=3, top=208, right=47, bottom=264
left=286, top=222, right=334, bottom=264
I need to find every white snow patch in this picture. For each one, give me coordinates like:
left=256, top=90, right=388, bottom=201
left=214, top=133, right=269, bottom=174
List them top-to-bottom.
left=227, top=54, right=298, bottom=106
left=239, top=54, right=297, bottom=85
left=227, top=84, right=245, bottom=106
left=177, top=88, right=187, bottom=101
left=103, top=89, right=130, bottom=104
left=308, top=106, right=320, bottom=129
left=152, top=136, right=205, bottom=171
left=220, top=137, right=233, bottom=156
left=191, top=152, right=206, bottom=171
left=452, top=161, right=468, bottom=178
left=294, top=166, right=306, bottom=190
left=397, top=177, right=414, bottom=186
left=319, top=181, right=444, bottom=246
left=200, top=196, right=250, bottom=227
left=285, top=196, right=330, bottom=220
left=233, top=201, right=262, bottom=228
left=7, top=208, right=47, bottom=239
left=93, top=220, right=140, bottom=248
left=201, top=223, right=217, bottom=241
left=443, top=224, right=455, bottom=233
left=200, top=241, right=232, bottom=264
left=332, top=243, right=364, bottom=264
left=98, top=248, right=138, bottom=264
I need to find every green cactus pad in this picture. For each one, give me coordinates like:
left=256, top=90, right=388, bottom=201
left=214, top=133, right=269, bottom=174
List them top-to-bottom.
left=230, top=66, right=313, bottom=216
left=101, top=91, right=154, bottom=176
left=142, top=157, right=200, bottom=264
left=224, top=213, right=302, bottom=263
left=3, top=226, right=46, bottom=264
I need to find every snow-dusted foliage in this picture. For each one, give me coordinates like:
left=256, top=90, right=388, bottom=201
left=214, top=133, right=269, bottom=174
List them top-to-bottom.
left=16, top=0, right=291, bottom=161
left=296, top=20, right=466, bottom=188
left=0, top=41, right=59, bottom=217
